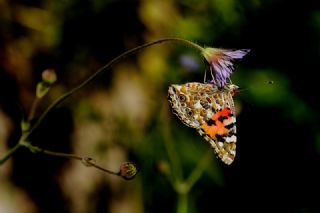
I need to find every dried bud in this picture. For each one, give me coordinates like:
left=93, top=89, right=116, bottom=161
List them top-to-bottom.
left=36, top=69, right=57, bottom=98
left=42, top=69, right=57, bottom=84
left=119, top=162, right=138, bottom=180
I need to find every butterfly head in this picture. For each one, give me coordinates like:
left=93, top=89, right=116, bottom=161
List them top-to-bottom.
left=223, top=84, right=239, bottom=96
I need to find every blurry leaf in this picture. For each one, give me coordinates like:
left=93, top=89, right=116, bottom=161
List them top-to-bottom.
left=139, top=0, right=180, bottom=35
left=210, top=0, right=242, bottom=27
left=13, top=5, right=60, bottom=47
left=173, top=17, right=207, bottom=39
left=138, top=46, right=168, bottom=85
left=235, top=69, right=316, bottom=123
left=236, top=69, right=290, bottom=106
left=283, top=95, right=315, bottom=124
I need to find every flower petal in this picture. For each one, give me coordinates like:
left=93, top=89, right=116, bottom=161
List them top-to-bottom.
left=202, top=48, right=250, bottom=87
left=223, top=49, right=251, bottom=59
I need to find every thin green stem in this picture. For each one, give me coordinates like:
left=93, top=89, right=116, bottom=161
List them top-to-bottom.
left=0, top=37, right=204, bottom=165
left=28, top=97, right=41, bottom=121
left=161, top=105, right=184, bottom=182
left=163, top=129, right=183, bottom=183
left=19, top=141, right=81, bottom=159
left=19, top=142, right=119, bottom=176
left=0, top=143, right=21, bottom=165
left=185, top=149, right=212, bottom=191
left=174, top=150, right=211, bottom=213
left=89, top=162, right=119, bottom=176
left=177, top=192, right=188, bottom=213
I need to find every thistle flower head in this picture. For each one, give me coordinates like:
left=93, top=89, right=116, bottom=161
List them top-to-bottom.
left=202, top=48, right=250, bottom=87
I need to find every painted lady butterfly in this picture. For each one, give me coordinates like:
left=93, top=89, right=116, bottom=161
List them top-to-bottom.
left=167, top=82, right=238, bottom=165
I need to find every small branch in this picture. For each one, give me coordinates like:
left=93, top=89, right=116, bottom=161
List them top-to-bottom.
left=28, top=97, right=41, bottom=122
left=161, top=108, right=184, bottom=182
left=163, top=129, right=184, bottom=183
left=19, top=141, right=122, bottom=177
left=21, top=141, right=138, bottom=179
left=0, top=143, right=21, bottom=165
left=185, top=149, right=212, bottom=191
left=89, top=161, right=119, bottom=176
left=177, top=192, right=188, bottom=213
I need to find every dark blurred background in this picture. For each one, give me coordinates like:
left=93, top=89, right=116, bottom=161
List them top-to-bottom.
left=0, top=0, right=319, bottom=212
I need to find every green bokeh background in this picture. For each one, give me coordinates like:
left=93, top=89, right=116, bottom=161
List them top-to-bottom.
left=0, top=0, right=319, bottom=212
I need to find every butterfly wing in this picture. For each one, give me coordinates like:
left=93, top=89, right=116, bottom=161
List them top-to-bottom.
left=168, top=83, right=237, bottom=165
left=168, top=83, right=205, bottom=128
left=198, top=85, right=237, bottom=165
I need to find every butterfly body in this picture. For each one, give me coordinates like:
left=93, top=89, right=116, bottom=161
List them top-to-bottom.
left=167, top=82, right=238, bottom=165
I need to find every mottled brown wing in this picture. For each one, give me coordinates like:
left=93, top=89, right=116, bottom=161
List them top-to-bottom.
left=168, top=83, right=238, bottom=165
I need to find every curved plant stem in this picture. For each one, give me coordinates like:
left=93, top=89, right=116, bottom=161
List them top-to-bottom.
left=0, top=37, right=204, bottom=165
left=24, top=38, right=204, bottom=142
left=19, top=141, right=120, bottom=176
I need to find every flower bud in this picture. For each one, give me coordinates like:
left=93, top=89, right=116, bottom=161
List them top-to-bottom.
left=36, top=69, right=57, bottom=98
left=41, top=69, right=57, bottom=84
left=119, top=162, right=138, bottom=180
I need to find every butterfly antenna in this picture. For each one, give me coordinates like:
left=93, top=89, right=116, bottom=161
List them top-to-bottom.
left=236, top=86, right=249, bottom=94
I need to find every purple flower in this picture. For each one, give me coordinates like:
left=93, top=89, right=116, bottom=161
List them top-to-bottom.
left=202, top=48, right=250, bottom=87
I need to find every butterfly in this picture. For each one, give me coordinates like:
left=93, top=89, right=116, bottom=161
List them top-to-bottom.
left=167, top=82, right=238, bottom=165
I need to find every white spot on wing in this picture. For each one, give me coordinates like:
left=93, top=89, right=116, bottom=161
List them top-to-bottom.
left=193, top=100, right=202, bottom=109
left=206, top=111, right=213, bottom=119
left=225, top=135, right=236, bottom=143
left=222, top=155, right=233, bottom=165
